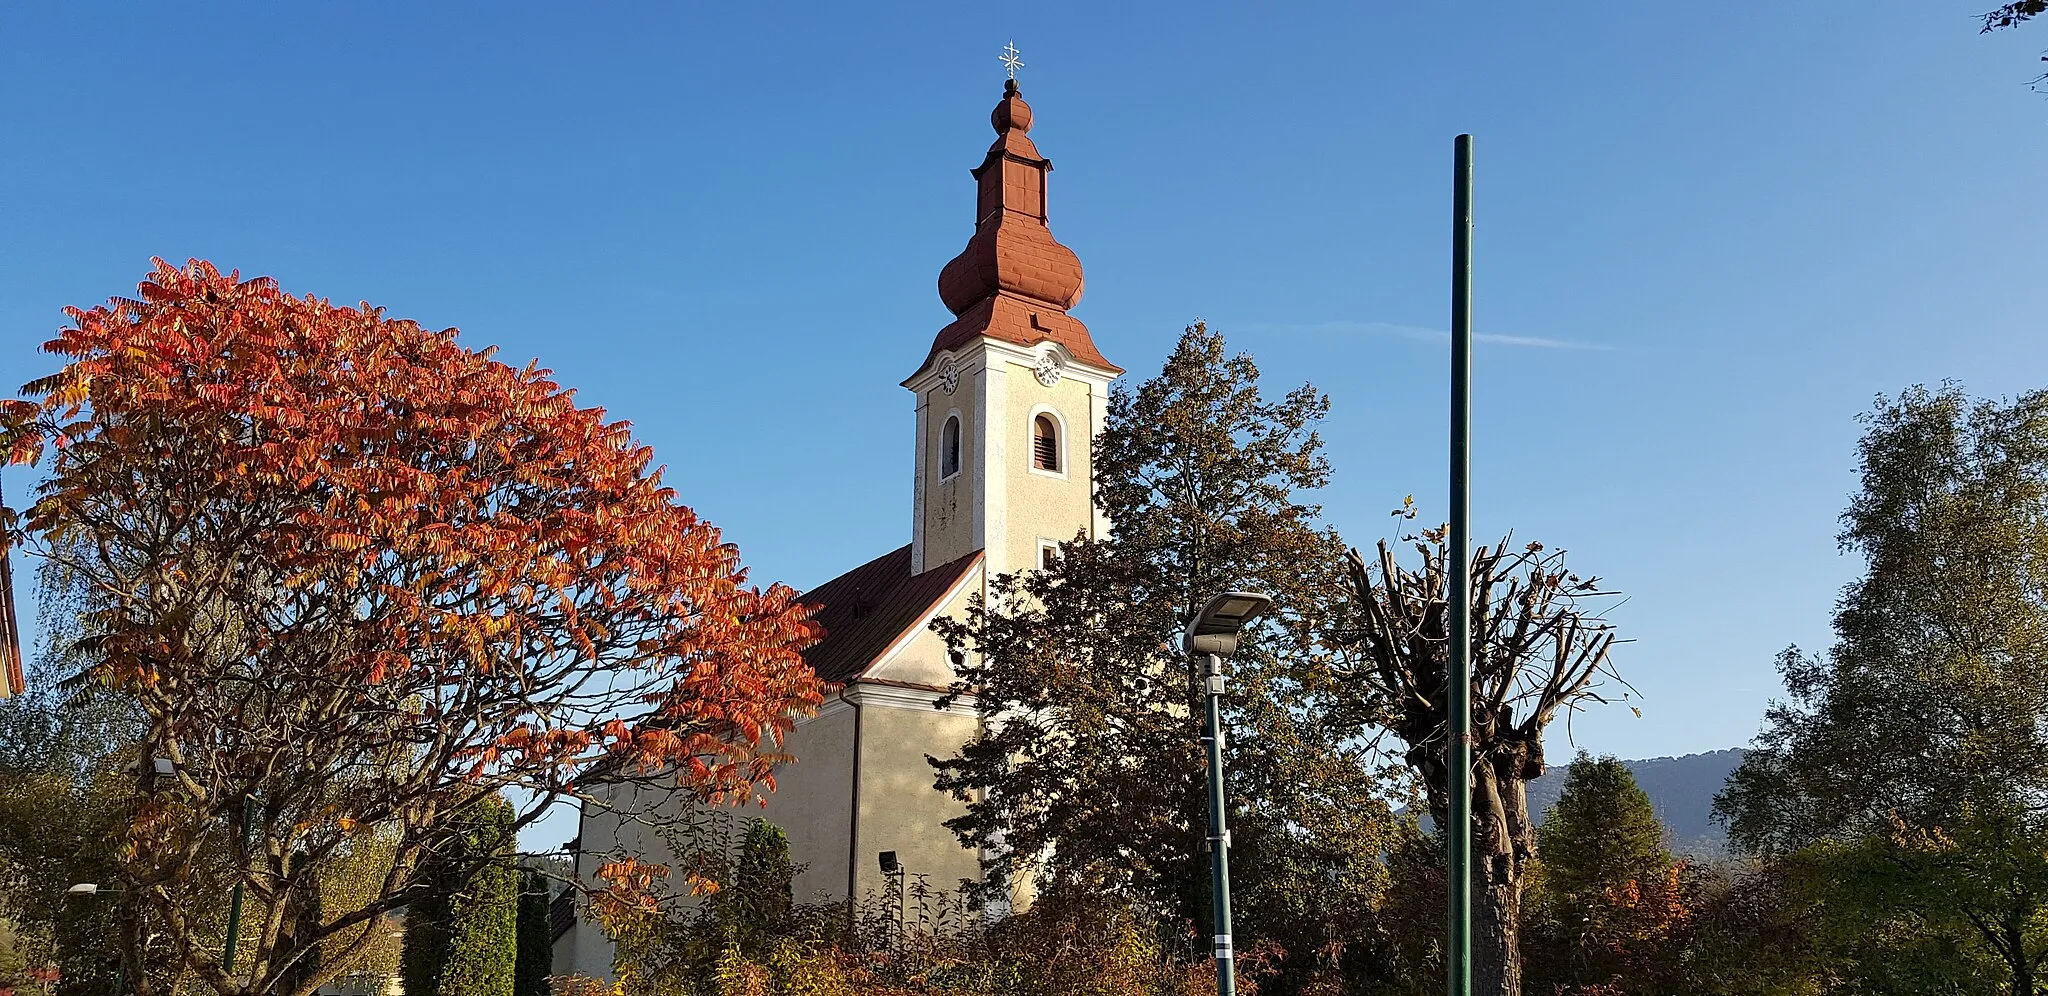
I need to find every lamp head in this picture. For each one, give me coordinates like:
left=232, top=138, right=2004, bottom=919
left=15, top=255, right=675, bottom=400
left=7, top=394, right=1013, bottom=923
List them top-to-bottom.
left=1182, top=591, right=1275, bottom=657
left=878, top=850, right=900, bottom=876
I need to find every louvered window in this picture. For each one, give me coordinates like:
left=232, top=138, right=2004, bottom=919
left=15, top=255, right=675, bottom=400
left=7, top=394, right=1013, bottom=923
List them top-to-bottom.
left=941, top=415, right=962, bottom=478
left=1033, top=415, right=1060, bottom=472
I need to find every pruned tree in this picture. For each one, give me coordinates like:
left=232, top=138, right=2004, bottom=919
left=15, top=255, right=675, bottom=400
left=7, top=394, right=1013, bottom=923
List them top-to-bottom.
left=0, top=259, right=824, bottom=996
left=1343, top=505, right=1624, bottom=996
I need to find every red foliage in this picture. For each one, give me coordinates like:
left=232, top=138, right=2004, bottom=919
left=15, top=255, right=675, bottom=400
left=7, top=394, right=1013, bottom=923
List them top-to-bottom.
left=0, top=259, right=826, bottom=996
left=4, top=259, right=822, bottom=796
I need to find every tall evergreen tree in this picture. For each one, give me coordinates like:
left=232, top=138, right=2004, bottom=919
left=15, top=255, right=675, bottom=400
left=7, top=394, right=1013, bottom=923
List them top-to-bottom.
left=932, top=323, right=1401, bottom=992
left=1717, top=384, right=2048, bottom=996
left=1524, top=754, right=1680, bottom=996
left=1536, top=754, right=1671, bottom=904
left=403, top=795, right=520, bottom=996
left=725, top=819, right=793, bottom=957
left=513, top=869, right=551, bottom=996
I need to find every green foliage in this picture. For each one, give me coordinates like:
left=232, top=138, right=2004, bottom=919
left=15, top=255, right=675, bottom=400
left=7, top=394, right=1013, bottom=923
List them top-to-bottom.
left=931, top=322, right=1399, bottom=990
left=1718, top=384, right=2048, bottom=995
left=0, top=628, right=145, bottom=996
left=1521, top=754, right=1682, bottom=996
left=1536, top=754, right=1672, bottom=905
left=403, top=795, right=521, bottom=996
left=724, top=820, right=793, bottom=957
left=1345, top=824, right=1445, bottom=996
left=1671, top=860, right=1832, bottom=996
left=516, top=870, right=553, bottom=996
left=577, top=878, right=1216, bottom=996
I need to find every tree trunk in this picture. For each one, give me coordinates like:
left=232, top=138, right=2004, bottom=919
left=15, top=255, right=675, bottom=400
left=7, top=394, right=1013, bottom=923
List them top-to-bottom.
left=1471, top=744, right=1537, bottom=996
left=1473, top=847, right=1525, bottom=996
left=2005, top=917, right=2031, bottom=996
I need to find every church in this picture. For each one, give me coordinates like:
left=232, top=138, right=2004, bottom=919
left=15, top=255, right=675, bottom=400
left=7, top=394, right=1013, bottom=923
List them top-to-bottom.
left=559, top=76, right=1121, bottom=977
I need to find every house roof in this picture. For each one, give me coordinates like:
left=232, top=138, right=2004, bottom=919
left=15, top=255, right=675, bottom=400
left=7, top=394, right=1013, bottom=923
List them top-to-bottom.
left=799, top=544, right=982, bottom=685
left=549, top=890, right=575, bottom=942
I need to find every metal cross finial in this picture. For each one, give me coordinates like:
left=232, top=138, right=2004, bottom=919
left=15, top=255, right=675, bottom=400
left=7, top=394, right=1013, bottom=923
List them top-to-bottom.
left=1000, top=41, right=1024, bottom=81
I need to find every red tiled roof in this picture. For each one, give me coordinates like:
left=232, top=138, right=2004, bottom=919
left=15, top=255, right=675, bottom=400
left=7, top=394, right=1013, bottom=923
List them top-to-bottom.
left=920, top=292, right=1118, bottom=377
left=798, top=545, right=982, bottom=685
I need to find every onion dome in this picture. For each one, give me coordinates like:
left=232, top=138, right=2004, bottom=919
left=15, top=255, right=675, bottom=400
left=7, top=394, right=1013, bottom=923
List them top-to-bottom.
left=915, top=80, right=1117, bottom=378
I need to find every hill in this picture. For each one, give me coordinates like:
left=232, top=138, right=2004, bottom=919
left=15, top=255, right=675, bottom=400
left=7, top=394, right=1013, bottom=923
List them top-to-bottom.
left=1413, top=748, right=1748, bottom=856
left=1524, top=748, right=1748, bottom=856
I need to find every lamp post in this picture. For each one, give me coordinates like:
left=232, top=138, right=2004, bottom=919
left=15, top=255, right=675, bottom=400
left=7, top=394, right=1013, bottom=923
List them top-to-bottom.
left=1447, top=132, right=1475, bottom=996
left=1183, top=590, right=1274, bottom=996
left=222, top=793, right=259, bottom=976
left=878, top=851, right=906, bottom=942
left=65, top=883, right=124, bottom=996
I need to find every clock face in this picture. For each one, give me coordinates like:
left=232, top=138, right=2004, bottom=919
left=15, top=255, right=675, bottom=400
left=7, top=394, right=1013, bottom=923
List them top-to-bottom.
left=1033, top=352, right=1064, bottom=387
left=938, top=356, right=960, bottom=395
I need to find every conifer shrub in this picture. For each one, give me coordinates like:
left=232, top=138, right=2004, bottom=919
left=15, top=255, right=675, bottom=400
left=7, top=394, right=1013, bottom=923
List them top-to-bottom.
left=403, top=795, right=521, bottom=996
left=516, top=868, right=554, bottom=996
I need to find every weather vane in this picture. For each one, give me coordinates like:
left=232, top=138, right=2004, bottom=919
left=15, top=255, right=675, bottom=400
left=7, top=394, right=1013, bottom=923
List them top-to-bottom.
left=1000, top=41, right=1024, bottom=81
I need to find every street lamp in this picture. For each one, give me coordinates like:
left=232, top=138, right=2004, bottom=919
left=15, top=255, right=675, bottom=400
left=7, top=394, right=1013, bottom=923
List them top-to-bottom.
left=1182, top=590, right=1273, bottom=996
left=877, top=851, right=906, bottom=940
left=64, top=883, right=124, bottom=996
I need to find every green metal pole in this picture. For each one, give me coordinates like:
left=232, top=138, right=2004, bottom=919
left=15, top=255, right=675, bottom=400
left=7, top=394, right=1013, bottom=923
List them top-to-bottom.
left=1448, top=133, right=1475, bottom=996
left=1201, top=652, right=1236, bottom=996
left=222, top=794, right=257, bottom=976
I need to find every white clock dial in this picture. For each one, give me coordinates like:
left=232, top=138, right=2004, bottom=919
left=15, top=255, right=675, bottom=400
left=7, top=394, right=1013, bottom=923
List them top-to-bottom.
left=1033, top=352, right=1064, bottom=387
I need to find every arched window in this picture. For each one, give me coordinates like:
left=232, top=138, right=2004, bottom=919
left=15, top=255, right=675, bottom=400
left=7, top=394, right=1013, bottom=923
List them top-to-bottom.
left=940, top=414, right=962, bottom=479
left=1032, top=414, right=1060, bottom=472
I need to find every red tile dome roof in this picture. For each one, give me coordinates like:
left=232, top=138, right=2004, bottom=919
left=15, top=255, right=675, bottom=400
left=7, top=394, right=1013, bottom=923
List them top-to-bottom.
left=916, top=81, right=1117, bottom=378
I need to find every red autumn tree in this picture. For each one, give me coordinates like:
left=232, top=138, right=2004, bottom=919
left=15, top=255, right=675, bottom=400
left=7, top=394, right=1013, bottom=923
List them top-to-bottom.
left=0, top=259, right=823, bottom=996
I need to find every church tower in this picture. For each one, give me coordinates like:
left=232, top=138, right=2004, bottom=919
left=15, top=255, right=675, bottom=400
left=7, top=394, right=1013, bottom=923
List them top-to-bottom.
left=904, top=79, right=1120, bottom=579
left=560, top=81, right=1120, bottom=978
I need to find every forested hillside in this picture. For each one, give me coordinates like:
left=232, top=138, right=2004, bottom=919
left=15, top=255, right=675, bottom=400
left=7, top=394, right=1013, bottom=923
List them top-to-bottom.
left=1525, top=749, right=1747, bottom=855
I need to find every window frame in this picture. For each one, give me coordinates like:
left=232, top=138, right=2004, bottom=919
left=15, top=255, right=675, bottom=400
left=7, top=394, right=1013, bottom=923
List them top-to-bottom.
left=1026, top=405, right=1068, bottom=480
left=939, top=410, right=964, bottom=482
left=1037, top=538, right=1062, bottom=571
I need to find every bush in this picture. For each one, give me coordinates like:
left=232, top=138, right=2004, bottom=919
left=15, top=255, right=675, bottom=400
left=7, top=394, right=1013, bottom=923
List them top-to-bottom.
left=403, top=795, right=521, bottom=996
left=516, top=869, right=553, bottom=996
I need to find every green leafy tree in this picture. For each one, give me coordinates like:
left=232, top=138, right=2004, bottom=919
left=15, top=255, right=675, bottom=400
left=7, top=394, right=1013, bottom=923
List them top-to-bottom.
left=932, top=323, right=1401, bottom=992
left=1717, top=384, right=2048, bottom=996
left=0, top=580, right=149, bottom=996
left=1523, top=754, right=1680, bottom=996
left=403, top=796, right=521, bottom=996
left=1345, top=824, right=1445, bottom=996
left=1672, top=859, right=1833, bottom=996
left=515, top=870, right=552, bottom=996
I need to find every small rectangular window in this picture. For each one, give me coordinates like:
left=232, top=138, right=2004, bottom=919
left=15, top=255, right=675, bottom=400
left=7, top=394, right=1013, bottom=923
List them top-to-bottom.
left=1038, top=540, right=1061, bottom=571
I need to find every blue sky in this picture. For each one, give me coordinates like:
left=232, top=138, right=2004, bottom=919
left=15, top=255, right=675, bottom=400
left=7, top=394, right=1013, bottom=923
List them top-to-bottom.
left=3, top=2, right=2044, bottom=807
